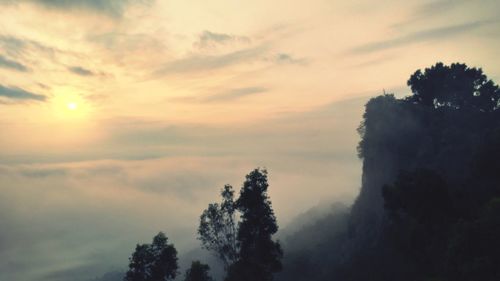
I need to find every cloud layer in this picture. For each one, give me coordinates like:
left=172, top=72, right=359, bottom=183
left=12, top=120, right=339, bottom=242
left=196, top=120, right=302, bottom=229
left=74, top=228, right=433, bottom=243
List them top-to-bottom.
left=0, top=0, right=148, bottom=16
left=351, top=20, right=491, bottom=54
left=0, top=54, right=29, bottom=72
left=68, top=66, right=94, bottom=76
left=0, top=84, right=45, bottom=101
left=0, top=96, right=366, bottom=281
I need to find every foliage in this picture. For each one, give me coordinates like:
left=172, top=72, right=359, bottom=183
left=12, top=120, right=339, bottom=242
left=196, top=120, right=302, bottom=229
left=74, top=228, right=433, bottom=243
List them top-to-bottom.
left=406, top=62, right=500, bottom=111
left=199, top=169, right=283, bottom=281
left=225, top=169, right=283, bottom=281
left=383, top=169, right=452, bottom=225
left=198, top=185, right=239, bottom=269
left=445, top=198, right=500, bottom=281
left=124, top=232, right=178, bottom=281
left=183, top=261, right=214, bottom=281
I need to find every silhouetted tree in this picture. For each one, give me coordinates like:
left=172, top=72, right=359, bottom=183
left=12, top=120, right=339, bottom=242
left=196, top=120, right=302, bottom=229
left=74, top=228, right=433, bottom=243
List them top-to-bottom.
left=407, top=62, right=500, bottom=111
left=225, top=168, right=283, bottom=281
left=199, top=169, right=282, bottom=281
left=382, top=169, right=454, bottom=277
left=383, top=169, right=452, bottom=224
left=198, top=185, right=238, bottom=269
left=446, top=198, right=500, bottom=281
left=124, top=232, right=178, bottom=281
left=183, top=261, right=214, bottom=281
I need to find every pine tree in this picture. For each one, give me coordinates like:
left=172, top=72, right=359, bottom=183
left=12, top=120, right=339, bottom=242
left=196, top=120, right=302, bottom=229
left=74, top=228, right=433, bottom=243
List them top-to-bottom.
left=226, top=168, right=283, bottom=281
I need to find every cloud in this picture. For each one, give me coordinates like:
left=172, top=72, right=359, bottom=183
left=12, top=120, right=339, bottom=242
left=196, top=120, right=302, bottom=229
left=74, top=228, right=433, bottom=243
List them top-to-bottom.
left=0, top=0, right=149, bottom=17
left=392, top=0, right=468, bottom=27
left=413, top=0, right=466, bottom=19
left=351, top=20, right=491, bottom=54
left=195, top=30, right=250, bottom=49
left=88, top=32, right=165, bottom=52
left=0, top=35, right=66, bottom=62
left=0, top=35, right=33, bottom=58
left=154, top=45, right=266, bottom=76
left=271, top=53, right=307, bottom=65
left=0, top=54, right=29, bottom=72
left=68, top=66, right=94, bottom=76
left=0, top=84, right=46, bottom=101
left=169, top=87, right=268, bottom=103
left=203, top=87, right=267, bottom=102
left=0, top=96, right=367, bottom=281
left=19, top=168, right=67, bottom=178
left=40, top=262, right=105, bottom=281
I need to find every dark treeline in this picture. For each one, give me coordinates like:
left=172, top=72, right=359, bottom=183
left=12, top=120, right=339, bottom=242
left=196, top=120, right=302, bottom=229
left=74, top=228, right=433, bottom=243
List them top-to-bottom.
left=106, top=62, right=500, bottom=281
left=277, top=62, right=500, bottom=281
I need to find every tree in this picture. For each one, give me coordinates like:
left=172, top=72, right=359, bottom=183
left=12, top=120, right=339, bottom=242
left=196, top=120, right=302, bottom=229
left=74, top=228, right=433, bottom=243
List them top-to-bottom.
left=407, top=62, right=500, bottom=111
left=225, top=168, right=283, bottom=281
left=198, top=169, right=283, bottom=281
left=382, top=169, right=454, bottom=278
left=383, top=169, right=452, bottom=224
left=198, top=185, right=238, bottom=270
left=446, top=198, right=500, bottom=281
left=124, top=232, right=178, bottom=281
left=183, top=261, right=214, bottom=281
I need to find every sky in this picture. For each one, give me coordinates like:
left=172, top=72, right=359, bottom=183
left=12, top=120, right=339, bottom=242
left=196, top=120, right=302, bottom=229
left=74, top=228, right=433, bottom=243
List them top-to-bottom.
left=0, top=0, right=499, bottom=280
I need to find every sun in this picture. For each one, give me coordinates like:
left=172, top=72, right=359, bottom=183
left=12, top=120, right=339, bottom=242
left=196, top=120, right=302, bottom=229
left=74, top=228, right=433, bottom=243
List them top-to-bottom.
left=50, top=89, right=92, bottom=121
left=67, top=102, right=78, bottom=110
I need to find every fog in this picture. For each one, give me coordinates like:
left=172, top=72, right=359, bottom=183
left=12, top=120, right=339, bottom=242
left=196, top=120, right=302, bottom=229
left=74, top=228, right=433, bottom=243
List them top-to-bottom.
left=0, top=97, right=367, bottom=281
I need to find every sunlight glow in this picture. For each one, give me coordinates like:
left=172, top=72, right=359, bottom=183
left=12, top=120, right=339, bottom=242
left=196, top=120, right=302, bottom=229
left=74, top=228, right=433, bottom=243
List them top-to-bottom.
left=50, top=89, right=92, bottom=121
left=67, top=102, right=78, bottom=110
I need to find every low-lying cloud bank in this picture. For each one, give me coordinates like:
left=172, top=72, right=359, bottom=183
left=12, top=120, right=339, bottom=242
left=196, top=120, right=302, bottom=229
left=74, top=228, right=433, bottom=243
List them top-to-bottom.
left=0, top=97, right=366, bottom=281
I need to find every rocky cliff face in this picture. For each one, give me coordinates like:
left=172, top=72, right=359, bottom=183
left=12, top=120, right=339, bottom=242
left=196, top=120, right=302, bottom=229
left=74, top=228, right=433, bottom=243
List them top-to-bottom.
left=349, top=95, right=424, bottom=248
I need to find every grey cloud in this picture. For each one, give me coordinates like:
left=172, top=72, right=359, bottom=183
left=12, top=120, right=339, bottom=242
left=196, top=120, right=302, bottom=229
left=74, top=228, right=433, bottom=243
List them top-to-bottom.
left=0, top=0, right=149, bottom=16
left=393, top=0, right=468, bottom=27
left=414, top=0, right=466, bottom=19
left=351, top=20, right=491, bottom=54
left=195, top=30, right=250, bottom=49
left=87, top=32, right=167, bottom=59
left=0, top=35, right=69, bottom=63
left=0, top=35, right=33, bottom=58
left=0, top=35, right=54, bottom=55
left=0, top=35, right=26, bottom=52
left=154, top=45, right=266, bottom=76
left=272, top=53, right=307, bottom=65
left=0, top=54, right=29, bottom=72
left=68, top=66, right=94, bottom=76
left=36, top=82, right=50, bottom=89
left=0, top=84, right=46, bottom=101
left=169, top=87, right=267, bottom=103
left=203, top=87, right=267, bottom=102
left=7, top=165, right=126, bottom=179
left=20, top=168, right=67, bottom=178
left=135, top=171, right=222, bottom=200
left=40, top=262, right=105, bottom=281
left=92, top=271, right=124, bottom=281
